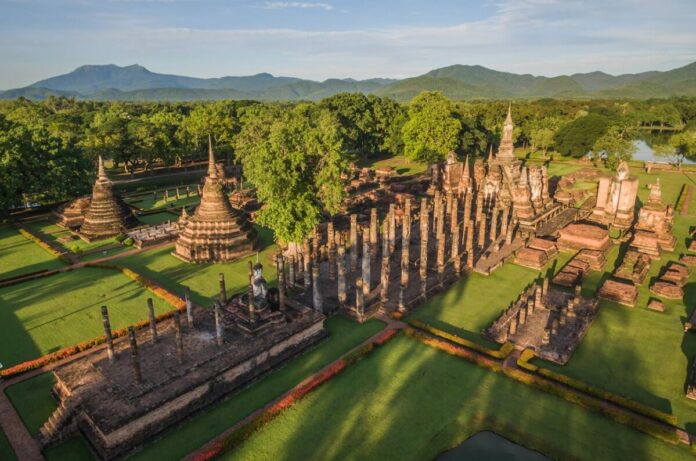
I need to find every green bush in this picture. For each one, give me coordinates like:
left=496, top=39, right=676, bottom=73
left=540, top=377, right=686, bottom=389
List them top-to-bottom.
left=115, top=234, right=127, bottom=243
left=123, top=238, right=134, bottom=247
left=407, top=319, right=513, bottom=359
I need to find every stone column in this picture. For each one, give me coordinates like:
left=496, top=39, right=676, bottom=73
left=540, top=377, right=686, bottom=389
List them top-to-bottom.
left=186, top=185, right=191, bottom=197
left=175, top=187, right=180, bottom=200
left=463, top=190, right=472, bottom=225
left=433, top=191, right=441, bottom=236
left=446, top=191, right=453, bottom=221
left=475, top=191, right=484, bottom=223
left=450, top=194, right=459, bottom=235
left=436, top=196, right=445, bottom=241
left=403, top=198, right=412, bottom=241
left=419, top=198, right=429, bottom=297
left=388, top=203, right=396, bottom=253
left=501, top=205, right=510, bottom=239
left=489, top=207, right=498, bottom=242
left=370, top=208, right=378, bottom=261
left=350, top=214, right=358, bottom=272
left=400, top=216, right=411, bottom=287
left=477, top=216, right=487, bottom=249
left=327, top=222, right=336, bottom=281
left=466, top=223, right=474, bottom=268
left=452, top=224, right=461, bottom=276
left=312, top=227, right=320, bottom=262
left=362, top=227, right=371, bottom=298
left=436, top=227, right=446, bottom=285
left=380, top=228, right=391, bottom=306
left=337, top=236, right=347, bottom=306
left=303, top=238, right=312, bottom=289
left=277, top=254, right=286, bottom=310
left=288, top=255, right=296, bottom=288
left=247, top=261, right=256, bottom=324
left=312, top=264, right=322, bottom=313
left=218, top=273, right=227, bottom=305
left=543, top=276, right=549, bottom=297
left=355, top=278, right=364, bottom=318
left=574, top=284, right=582, bottom=306
left=534, top=285, right=543, bottom=311
left=184, top=286, right=194, bottom=328
left=147, top=298, right=157, bottom=342
left=214, top=301, right=224, bottom=346
left=519, top=303, right=527, bottom=324
left=101, top=305, right=115, bottom=362
left=173, top=311, right=184, bottom=365
left=509, top=315, right=518, bottom=335
left=128, top=327, right=142, bottom=383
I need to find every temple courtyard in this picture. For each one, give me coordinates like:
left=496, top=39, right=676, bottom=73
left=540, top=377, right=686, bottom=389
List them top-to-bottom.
left=1, top=155, right=695, bottom=461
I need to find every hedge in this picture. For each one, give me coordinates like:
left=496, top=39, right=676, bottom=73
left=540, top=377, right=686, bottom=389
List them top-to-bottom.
left=17, top=227, right=71, bottom=264
left=407, top=319, right=514, bottom=359
left=190, top=328, right=398, bottom=461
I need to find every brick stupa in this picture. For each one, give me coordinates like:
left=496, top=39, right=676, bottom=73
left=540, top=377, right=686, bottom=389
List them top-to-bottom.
left=173, top=138, right=257, bottom=262
left=79, top=156, right=135, bottom=240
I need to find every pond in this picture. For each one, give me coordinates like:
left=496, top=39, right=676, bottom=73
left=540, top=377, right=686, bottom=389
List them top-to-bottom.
left=632, top=140, right=696, bottom=165
left=435, top=431, right=550, bottom=461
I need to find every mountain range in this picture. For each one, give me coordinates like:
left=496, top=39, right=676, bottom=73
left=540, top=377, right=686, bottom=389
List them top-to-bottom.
left=2, top=61, right=696, bottom=102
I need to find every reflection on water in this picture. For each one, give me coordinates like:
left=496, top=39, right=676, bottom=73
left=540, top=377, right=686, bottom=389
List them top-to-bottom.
left=633, top=140, right=696, bottom=165
left=435, top=431, right=551, bottom=461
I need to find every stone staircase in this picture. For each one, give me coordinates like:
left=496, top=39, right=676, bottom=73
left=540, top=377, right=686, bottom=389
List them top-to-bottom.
left=38, top=397, right=78, bottom=447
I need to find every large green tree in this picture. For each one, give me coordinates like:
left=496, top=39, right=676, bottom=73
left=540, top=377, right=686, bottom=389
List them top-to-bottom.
left=402, top=91, right=461, bottom=164
left=235, top=104, right=347, bottom=244
left=554, top=113, right=612, bottom=158
left=593, top=126, right=637, bottom=170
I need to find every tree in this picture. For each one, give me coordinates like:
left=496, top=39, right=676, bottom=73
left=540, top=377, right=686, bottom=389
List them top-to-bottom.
left=402, top=92, right=461, bottom=164
left=320, top=93, right=378, bottom=160
left=369, top=95, right=407, bottom=156
left=177, top=101, right=240, bottom=162
left=235, top=104, right=347, bottom=244
left=554, top=114, right=612, bottom=158
left=593, top=126, right=637, bottom=170
left=529, top=127, right=555, bottom=157
left=656, top=130, right=696, bottom=166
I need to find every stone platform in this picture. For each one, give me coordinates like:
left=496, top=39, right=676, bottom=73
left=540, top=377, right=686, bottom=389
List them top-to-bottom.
left=45, top=303, right=325, bottom=460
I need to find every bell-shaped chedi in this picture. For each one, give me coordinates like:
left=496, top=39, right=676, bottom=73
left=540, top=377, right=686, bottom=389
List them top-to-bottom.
left=173, top=137, right=258, bottom=263
left=80, top=156, right=135, bottom=240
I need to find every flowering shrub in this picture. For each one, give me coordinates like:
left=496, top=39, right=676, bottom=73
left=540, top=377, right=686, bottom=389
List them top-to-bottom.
left=18, top=227, right=71, bottom=263
left=407, top=320, right=513, bottom=359
left=404, top=327, right=502, bottom=372
left=190, top=328, right=398, bottom=461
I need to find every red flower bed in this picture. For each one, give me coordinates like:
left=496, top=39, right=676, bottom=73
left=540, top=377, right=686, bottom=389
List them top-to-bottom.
left=190, top=328, right=398, bottom=461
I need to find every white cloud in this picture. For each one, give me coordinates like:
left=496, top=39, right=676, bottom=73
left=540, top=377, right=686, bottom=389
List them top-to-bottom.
left=263, top=2, right=334, bottom=11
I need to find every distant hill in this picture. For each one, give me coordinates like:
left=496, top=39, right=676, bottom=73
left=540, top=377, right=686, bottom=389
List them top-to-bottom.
left=3, top=62, right=696, bottom=102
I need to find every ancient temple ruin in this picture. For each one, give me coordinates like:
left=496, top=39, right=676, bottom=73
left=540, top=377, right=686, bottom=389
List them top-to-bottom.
left=173, top=138, right=257, bottom=263
left=79, top=156, right=136, bottom=240
left=590, top=161, right=638, bottom=230
left=630, top=178, right=676, bottom=257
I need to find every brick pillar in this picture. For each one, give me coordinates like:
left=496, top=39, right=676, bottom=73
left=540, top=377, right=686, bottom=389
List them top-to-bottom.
left=186, top=185, right=190, bottom=197
left=175, top=187, right=180, bottom=200
left=463, top=189, right=472, bottom=225
left=433, top=190, right=441, bottom=235
left=446, top=191, right=453, bottom=222
left=475, top=191, right=484, bottom=223
left=450, top=194, right=459, bottom=235
left=436, top=196, right=445, bottom=241
left=403, top=198, right=412, bottom=241
left=419, top=198, right=429, bottom=297
left=388, top=203, right=396, bottom=253
left=501, top=205, right=510, bottom=239
left=489, top=207, right=498, bottom=242
left=370, top=208, right=378, bottom=261
left=401, top=212, right=411, bottom=287
left=350, top=214, right=358, bottom=272
left=477, top=215, right=487, bottom=249
left=382, top=217, right=390, bottom=258
left=505, top=219, right=515, bottom=245
left=327, top=222, right=336, bottom=281
left=466, top=223, right=474, bottom=268
left=452, top=224, right=461, bottom=276
left=312, top=227, right=320, bottom=262
left=362, top=227, right=371, bottom=297
left=436, top=227, right=446, bottom=286
left=337, top=235, right=347, bottom=306
left=380, top=236, right=391, bottom=306
left=303, top=238, right=311, bottom=288
left=277, top=254, right=286, bottom=310
left=288, top=255, right=296, bottom=288
left=247, top=261, right=256, bottom=324
left=312, top=263, right=322, bottom=313
left=218, top=273, right=227, bottom=305
left=543, top=276, right=549, bottom=297
left=355, top=278, right=364, bottom=318
left=535, top=284, right=544, bottom=310
left=184, top=286, right=194, bottom=328
left=147, top=298, right=157, bottom=342
left=214, top=301, right=224, bottom=346
left=519, top=303, right=527, bottom=324
left=101, top=305, right=115, bottom=362
left=173, top=311, right=184, bottom=365
left=509, top=314, right=517, bottom=335
left=128, top=327, right=142, bottom=383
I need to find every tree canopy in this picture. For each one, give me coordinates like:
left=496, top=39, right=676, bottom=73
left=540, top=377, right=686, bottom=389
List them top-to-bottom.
left=402, top=91, right=462, bottom=163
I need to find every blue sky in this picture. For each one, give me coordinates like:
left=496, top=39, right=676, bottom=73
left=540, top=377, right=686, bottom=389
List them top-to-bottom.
left=1, top=0, right=695, bottom=89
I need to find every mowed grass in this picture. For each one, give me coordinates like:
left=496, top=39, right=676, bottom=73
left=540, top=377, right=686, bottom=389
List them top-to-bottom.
left=361, top=154, right=428, bottom=176
left=125, top=192, right=200, bottom=212
left=136, top=211, right=180, bottom=226
left=537, top=215, right=696, bottom=430
left=23, top=219, right=117, bottom=253
left=0, top=225, right=65, bottom=280
left=116, top=225, right=278, bottom=307
left=408, top=253, right=573, bottom=347
left=0, top=266, right=172, bottom=366
left=5, top=317, right=385, bottom=461
left=222, top=334, right=693, bottom=461
left=0, top=428, right=17, bottom=461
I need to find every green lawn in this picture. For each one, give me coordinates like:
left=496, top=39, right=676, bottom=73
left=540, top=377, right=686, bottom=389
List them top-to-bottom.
left=360, top=154, right=428, bottom=176
left=126, top=192, right=200, bottom=212
left=136, top=211, right=180, bottom=226
left=537, top=215, right=696, bottom=430
left=23, top=219, right=117, bottom=254
left=0, top=225, right=65, bottom=280
left=116, top=225, right=277, bottom=307
left=408, top=253, right=573, bottom=347
left=0, top=266, right=172, bottom=366
left=5, top=316, right=385, bottom=461
left=222, top=334, right=693, bottom=461
left=0, top=428, right=17, bottom=461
